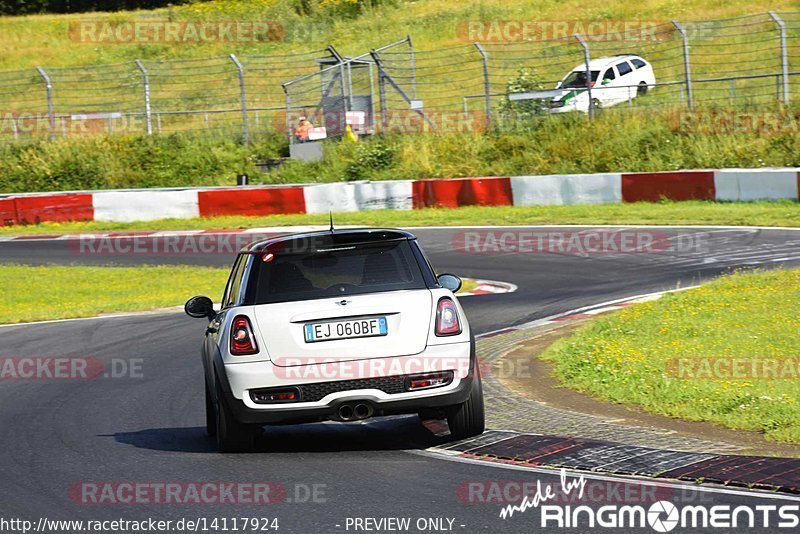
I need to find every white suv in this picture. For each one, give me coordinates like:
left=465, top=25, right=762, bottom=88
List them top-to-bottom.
left=547, top=55, right=656, bottom=113
left=185, top=228, right=484, bottom=452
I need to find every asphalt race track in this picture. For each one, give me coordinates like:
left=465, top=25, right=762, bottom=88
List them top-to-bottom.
left=2, top=226, right=800, bottom=533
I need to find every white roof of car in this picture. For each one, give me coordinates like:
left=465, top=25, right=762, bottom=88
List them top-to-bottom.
left=573, top=55, right=646, bottom=71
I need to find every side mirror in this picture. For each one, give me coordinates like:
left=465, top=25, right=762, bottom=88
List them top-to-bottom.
left=437, top=274, right=462, bottom=293
left=185, top=296, right=215, bottom=319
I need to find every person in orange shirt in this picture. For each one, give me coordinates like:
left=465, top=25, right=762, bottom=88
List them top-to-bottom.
left=294, top=116, right=314, bottom=143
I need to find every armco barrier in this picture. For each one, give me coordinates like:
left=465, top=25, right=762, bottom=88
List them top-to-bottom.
left=0, top=168, right=797, bottom=226
left=714, top=169, right=800, bottom=201
left=621, top=170, right=716, bottom=202
left=510, top=173, right=621, bottom=206
left=412, top=177, right=512, bottom=208
left=304, top=181, right=415, bottom=214
left=198, top=187, right=306, bottom=217
left=92, top=190, right=200, bottom=222
left=0, top=193, right=94, bottom=226
left=14, top=193, right=94, bottom=224
left=0, top=198, right=17, bottom=225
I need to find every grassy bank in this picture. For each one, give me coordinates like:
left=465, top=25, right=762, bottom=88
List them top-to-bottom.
left=0, top=0, right=790, bottom=69
left=3, top=110, right=800, bottom=193
left=1, top=201, right=798, bottom=236
left=0, top=264, right=229, bottom=323
left=540, top=268, right=800, bottom=443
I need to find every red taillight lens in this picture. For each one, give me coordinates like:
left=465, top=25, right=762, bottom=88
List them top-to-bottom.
left=435, top=297, right=461, bottom=336
left=230, top=315, right=258, bottom=355
left=405, top=371, right=454, bottom=391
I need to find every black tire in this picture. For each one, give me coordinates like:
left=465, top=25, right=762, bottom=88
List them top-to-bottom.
left=637, top=82, right=648, bottom=96
left=447, top=367, right=485, bottom=440
left=205, top=381, right=217, bottom=437
left=214, top=381, right=255, bottom=453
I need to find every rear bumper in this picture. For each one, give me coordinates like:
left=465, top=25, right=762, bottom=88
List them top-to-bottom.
left=215, top=340, right=474, bottom=425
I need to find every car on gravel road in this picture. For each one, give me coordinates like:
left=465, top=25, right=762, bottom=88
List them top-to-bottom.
left=185, top=228, right=484, bottom=452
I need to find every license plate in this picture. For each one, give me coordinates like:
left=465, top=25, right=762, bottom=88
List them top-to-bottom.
left=304, top=317, right=388, bottom=343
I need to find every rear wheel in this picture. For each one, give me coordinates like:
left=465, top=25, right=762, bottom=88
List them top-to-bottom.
left=637, top=82, right=648, bottom=96
left=447, top=367, right=485, bottom=440
left=214, top=381, right=255, bottom=453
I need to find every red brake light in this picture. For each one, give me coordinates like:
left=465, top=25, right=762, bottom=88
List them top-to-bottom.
left=435, top=298, right=461, bottom=336
left=230, top=315, right=258, bottom=355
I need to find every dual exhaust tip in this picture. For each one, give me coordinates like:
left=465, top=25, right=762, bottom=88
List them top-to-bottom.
left=337, top=402, right=373, bottom=421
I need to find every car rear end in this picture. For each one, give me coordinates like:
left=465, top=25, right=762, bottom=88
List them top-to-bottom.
left=213, top=230, right=476, bottom=425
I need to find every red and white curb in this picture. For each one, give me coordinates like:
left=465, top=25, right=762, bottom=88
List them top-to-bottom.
left=2, top=167, right=799, bottom=226
left=457, top=279, right=517, bottom=297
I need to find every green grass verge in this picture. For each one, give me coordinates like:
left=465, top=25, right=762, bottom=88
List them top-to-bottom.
left=2, top=201, right=799, bottom=236
left=0, top=263, right=479, bottom=324
left=0, top=264, right=229, bottom=324
left=540, top=268, right=800, bottom=443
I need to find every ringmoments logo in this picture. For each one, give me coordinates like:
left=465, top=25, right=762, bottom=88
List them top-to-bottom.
left=498, top=469, right=800, bottom=530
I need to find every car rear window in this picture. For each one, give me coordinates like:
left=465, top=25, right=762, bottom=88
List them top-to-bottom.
left=631, top=58, right=646, bottom=69
left=249, top=240, right=427, bottom=304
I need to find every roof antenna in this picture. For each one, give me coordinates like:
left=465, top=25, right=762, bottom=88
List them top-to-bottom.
left=329, top=211, right=335, bottom=233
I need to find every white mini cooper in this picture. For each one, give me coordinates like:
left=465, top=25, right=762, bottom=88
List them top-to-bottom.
left=185, top=228, right=484, bottom=452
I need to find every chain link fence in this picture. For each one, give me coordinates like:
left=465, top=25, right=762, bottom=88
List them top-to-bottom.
left=2, top=12, right=800, bottom=143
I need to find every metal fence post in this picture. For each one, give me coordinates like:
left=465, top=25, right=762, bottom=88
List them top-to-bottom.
left=768, top=11, right=790, bottom=106
left=672, top=21, right=694, bottom=111
left=408, top=34, right=417, bottom=100
left=574, top=35, right=594, bottom=119
left=473, top=42, right=492, bottom=129
left=370, top=50, right=388, bottom=133
left=229, top=54, right=250, bottom=144
left=134, top=60, right=152, bottom=135
left=339, top=61, right=349, bottom=134
left=368, top=62, right=377, bottom=133
left=35, top=66, right=55, bottom=138
left=281, top=84, right=293, bottom=145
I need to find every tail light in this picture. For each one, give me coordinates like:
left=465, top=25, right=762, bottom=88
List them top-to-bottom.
left=435, top=297, right=462, bottom=336
left=230, top=315, right=259, bottom=355
left=405, top=371, right=454, bottom=391
left=251, top=388, right=300, bottom=404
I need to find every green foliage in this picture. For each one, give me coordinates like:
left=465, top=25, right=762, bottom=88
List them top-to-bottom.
left=0, top=0, right=49, bottom=15
left=0, top=1, right=187, bottom=14
left=498, top=67, right=547, bottom=121
left=344, top=140, right=394, bottom=179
